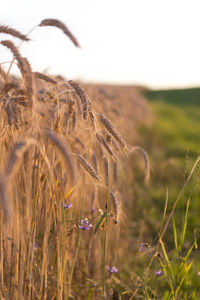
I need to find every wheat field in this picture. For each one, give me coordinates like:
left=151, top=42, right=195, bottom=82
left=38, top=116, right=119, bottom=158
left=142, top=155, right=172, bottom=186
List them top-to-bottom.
left=0, top=20, right=153, bottom=299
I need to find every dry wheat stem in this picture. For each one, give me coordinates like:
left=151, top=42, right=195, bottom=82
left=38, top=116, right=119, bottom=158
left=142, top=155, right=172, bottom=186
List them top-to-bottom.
left=0, top=65, right=7, bottom=82
left=72, top=112, right=76, bottom=130
left=45, top=129, right=75, bottom=184
left=5, top=141, right=27, bottom=177
left=91, top=153, right=98, bottom=174
left=104, top=157, right=109, bottom=186
left=113, top=160, right=118, bottom=183
left=0, top=174, right=10, bottom=221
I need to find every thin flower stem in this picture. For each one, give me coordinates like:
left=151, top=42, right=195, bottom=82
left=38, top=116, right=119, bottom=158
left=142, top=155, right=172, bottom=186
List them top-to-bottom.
left=102, top=156, right=110, bottom=297
left=67, top=174, right=85, bottom=299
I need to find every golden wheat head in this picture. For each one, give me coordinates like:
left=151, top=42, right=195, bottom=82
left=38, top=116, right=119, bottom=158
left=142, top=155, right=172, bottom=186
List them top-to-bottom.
left=39, top=18, right=80, bottom=48
left=0, top=25, right=29, bottom=41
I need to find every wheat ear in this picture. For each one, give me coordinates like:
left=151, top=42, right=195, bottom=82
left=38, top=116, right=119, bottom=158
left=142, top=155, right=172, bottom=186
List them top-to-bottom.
left=39, top=18, right=80, bottom=48
left=0, top=25, right=29, bottom=41
left=0, top=40, right=25, bottom=72
left=0, top=41, right=34, bottom=107
left=22, top=57, right=34, bottom=107
left=34, top=72, right=57, bottom=85
left=68, top=80, right=88, bottom=119
left=1, top=82, right=18, bottom=94
left=99, top=113, right=126, bottom=149
left=96, top=133, right=116, bottom=160
left=131, top=146, right=150, bottom=184
left=92, top=153, right=98, bottom=174
left=77, top=154, right=99, bottom=181
left=110, top=191, right=120, bottom=224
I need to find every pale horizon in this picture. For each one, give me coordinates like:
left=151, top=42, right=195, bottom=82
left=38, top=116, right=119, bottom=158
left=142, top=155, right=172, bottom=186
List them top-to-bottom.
left=1, top=0, right=200, bottom=90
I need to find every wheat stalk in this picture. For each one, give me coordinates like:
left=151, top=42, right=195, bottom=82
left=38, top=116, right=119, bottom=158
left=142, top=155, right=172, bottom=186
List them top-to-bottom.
left=0, top=65, right=7, bottom=82
left=45, top=129, right=75, bottom=184
left=5, top=141, right=27, bottom=177
left=92, top=153, right=98, bottom=174
left=104, top=157, right=109, bottom=186
left=0, top=174, right=10, bottom=221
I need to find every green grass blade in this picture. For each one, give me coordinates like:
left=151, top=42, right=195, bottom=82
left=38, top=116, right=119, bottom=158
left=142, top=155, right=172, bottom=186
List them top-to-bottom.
left=179, top=198, right=190, bottom=253
left=93, top=212, right=107, bottom=236
left=172, top=216, right=178, bottom=255
left=160, top=238, right=174, bottom=281
left=182, top=243, right=194, bottom=262
left=158, top=258, right=174, bottom=297
left=174, top=262, right=192, bottom=299
left=86, top=286, right=95, bottom=300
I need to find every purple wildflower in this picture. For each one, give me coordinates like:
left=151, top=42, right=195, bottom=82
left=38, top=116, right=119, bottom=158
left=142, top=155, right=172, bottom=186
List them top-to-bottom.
left=60, top=201, right=72, bottom=209
left=64, top=203, right=72, bottom=209
left=89, top=207, right=95, bottom=213
left=79, top=218, right=92, bottom=230
left=82, top=219, right=89, bottom=224
left=139, top=242, right=150, bottom=252
left=33, top=243, right=38, bottom=251
left=106, top=265, right=118, bottom=273
left=155, top=270, right=163, bottom=276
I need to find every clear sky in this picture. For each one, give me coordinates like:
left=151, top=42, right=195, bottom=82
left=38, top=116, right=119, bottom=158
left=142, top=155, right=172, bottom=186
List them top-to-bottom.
left=1, top=0, right=200, bottom=89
